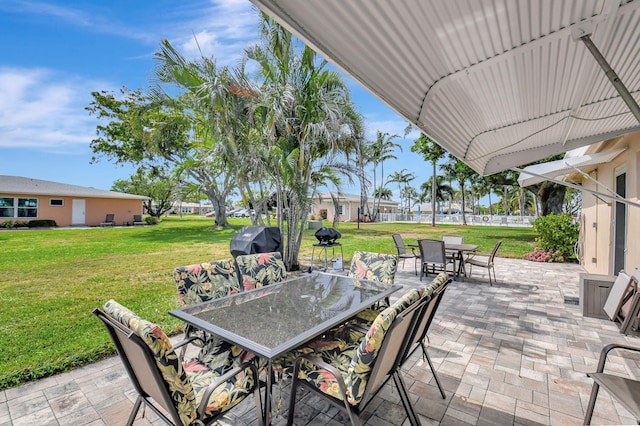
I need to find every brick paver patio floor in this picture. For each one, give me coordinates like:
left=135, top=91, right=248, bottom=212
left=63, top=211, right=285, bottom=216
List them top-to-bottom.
left=2, top=257, right=639, bottom=425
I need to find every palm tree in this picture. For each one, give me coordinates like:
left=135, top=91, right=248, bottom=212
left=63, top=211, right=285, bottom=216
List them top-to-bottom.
left=246, top=15, right=362, bottom=270
left=151, top=39, right=252, bottom=228
left=369, top=131, right=400, bottom=221
left=411, top=134, right=446, bottom=226
left=440, top=155, right=476, bottom=225
left=387, top=169, right=415, bottom=213
left=419, top=176, right=453, bottom=214
left=373, top=186, right=392, bottom=200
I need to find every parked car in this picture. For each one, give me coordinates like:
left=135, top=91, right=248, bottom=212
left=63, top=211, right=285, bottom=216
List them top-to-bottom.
left=233, top=208, right=251, bottom=218
left=205, top=211, right=216, bottom=217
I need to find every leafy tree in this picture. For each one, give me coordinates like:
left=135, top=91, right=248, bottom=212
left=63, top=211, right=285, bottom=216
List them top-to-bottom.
left=411, top=134, right=446, bottom=226
left=111, top=167, right=181, bottom=217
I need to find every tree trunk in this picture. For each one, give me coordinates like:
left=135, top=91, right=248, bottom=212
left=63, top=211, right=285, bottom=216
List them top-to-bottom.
left=431, top=162, right=437, bottom=227
left=536, top=182, right=566, bottom=216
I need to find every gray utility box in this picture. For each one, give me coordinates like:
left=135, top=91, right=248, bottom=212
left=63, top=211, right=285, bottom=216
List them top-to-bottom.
left=580, top=273, right=617, bottom=319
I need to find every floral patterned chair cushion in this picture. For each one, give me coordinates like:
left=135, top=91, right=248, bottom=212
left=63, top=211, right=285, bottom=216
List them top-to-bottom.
left=348, top=251, right=398, bottom=286
left=235, top=252, right=287, bottom=291
left=173, top=258, right=240, bottom=306
left=173, top=259, right=244, bottom=354
left=422, top=272, right=449, bottom=297
left=352, top=287, right=421, bottom=325
left=103, top=300, right=197, bottom=425
left=103, top=300, right=259, bottom=424
left=296, top=304, right=399, bottom=405
left=182, top=356, right=258, bottom=420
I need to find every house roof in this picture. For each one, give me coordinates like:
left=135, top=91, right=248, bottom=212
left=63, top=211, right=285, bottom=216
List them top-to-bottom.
left=250, top=0, right=640, bottom=176
left=0, top=175, right=148, bottom=200
left=314, top=192, right=398, bottom=206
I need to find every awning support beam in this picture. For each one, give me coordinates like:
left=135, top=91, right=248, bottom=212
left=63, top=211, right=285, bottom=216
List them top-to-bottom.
left=580, top=34, right=640, bottom=124
left=511, top=167, right=640, bottom=209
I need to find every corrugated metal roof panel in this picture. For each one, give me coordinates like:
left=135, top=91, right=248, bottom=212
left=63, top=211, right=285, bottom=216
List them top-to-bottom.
left=251, top=0, right=640, bottom=175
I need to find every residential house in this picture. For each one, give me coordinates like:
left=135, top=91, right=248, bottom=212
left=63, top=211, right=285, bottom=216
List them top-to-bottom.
left=519, top=130, right=640, bottom=276
left=569, top=131, right=640, bottom=275
left=0, top=175, right=147, bottom=227
left=310, top=192, right=399, bottom=222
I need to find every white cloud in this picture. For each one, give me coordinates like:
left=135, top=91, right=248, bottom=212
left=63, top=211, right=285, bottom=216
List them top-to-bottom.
left=171, top=0, right=260, bottom=65
left=0, top=67, right=101, bottom=149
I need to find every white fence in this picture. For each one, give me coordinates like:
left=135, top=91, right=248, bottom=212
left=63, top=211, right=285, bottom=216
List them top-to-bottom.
left=376, top=213, right=535, bottom=227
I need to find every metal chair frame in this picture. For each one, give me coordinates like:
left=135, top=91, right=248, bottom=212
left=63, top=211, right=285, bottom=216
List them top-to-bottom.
left=392, top=234, right=419, bottom=275
left=465, top=240, right=502, bottom=286
left=287, top=297, right=429, bottom=426
left=93, top=308, right=263, bottom=426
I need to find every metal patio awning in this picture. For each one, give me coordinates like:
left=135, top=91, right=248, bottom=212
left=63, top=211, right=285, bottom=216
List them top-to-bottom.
left=250, top=0, right=640, bottom=175
left=517, top=147, right=626, bottom=187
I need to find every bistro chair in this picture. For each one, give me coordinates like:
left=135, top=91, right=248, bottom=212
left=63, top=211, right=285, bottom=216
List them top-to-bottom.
left=100, top=213, right=115, bottom=227
left=132, top=214, right=145, bottom=225
left=392, top=234, right=419, bottom=275
left=418, top=239, right=451, bottom=281
left=465, top=240, right=502, bottom=286
left=235, top=251, right=287, bottom=291
left=173, top=259, right=242, bottom=358
left=286, top=289, right=427, bottom=426
left=94, top=300, right=263, bottom=426
left=584, top=343, right=640, bottom=424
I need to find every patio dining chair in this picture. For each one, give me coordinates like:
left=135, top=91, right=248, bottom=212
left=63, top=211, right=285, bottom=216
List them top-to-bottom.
left=132, top=214, right=144, bottom=225
left=392, top=234, right=419, bottom=275
left=441, top=234, right=464, bottom=263
left=418, top=239, right=451, bottom=281
left=465, top=240, right=502, bottom=286
left=235, top=251, right=287, bottom=291
left=348, top=251, right=398, bottom=286
left=173, top=259, right=241, bottom=358
left=401, top=272, right=452, bottom=399
left=286, top=288, right=427, bottom=426
left=94, top=300, right=263, bottom=426
left=584, top=343, right=640, bottom=424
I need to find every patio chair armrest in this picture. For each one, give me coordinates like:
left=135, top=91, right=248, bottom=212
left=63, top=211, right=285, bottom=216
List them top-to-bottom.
left=173, top=335, right=200, bottom=350
left=593, top=343, right=640, bottom=373
left=293, top=354, right=350, bottom=400
left=197, top=361, right=260, bottom=418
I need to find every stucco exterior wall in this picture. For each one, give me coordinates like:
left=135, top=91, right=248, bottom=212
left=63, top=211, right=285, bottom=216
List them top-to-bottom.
left=581, top=132, right=640, bottom=275
left=0, top=193, right=144, bottom=227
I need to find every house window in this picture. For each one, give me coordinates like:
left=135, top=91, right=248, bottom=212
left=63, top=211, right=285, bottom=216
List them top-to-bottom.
left=0, top=197, right=38, bottom=218
left=0, top=197, right=14, bottom=218
left=50, top=199, right=64, bottom=207
left=337, top=205, right=344, bottom=214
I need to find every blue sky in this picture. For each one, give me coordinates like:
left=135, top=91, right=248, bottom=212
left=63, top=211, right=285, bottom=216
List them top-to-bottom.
left=0, top=0, right=431, bottom=201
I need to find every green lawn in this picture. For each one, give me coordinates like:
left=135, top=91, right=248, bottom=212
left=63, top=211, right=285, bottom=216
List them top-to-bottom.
left=0, top=216, right=536, bottom=390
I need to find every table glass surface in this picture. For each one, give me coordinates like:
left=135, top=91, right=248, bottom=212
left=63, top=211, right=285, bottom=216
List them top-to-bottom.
left=170, top=272, right=400, bottom=358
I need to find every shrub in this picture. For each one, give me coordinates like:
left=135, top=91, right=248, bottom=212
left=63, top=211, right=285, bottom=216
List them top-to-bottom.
left=528, top=213, right=578, bottom=261
left=145, top=216, right=160, bottom=225
left=27, top=219, right=57, bottom=228
left=0, top=220, right=14, bottom=229
left=525, top=248, right=564, bottom=263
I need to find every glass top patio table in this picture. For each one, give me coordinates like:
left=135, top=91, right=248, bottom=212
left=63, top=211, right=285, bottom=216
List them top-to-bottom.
left=169, top=271, right=402, bottom=359
left=170, top=272, right=401, bottom=425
